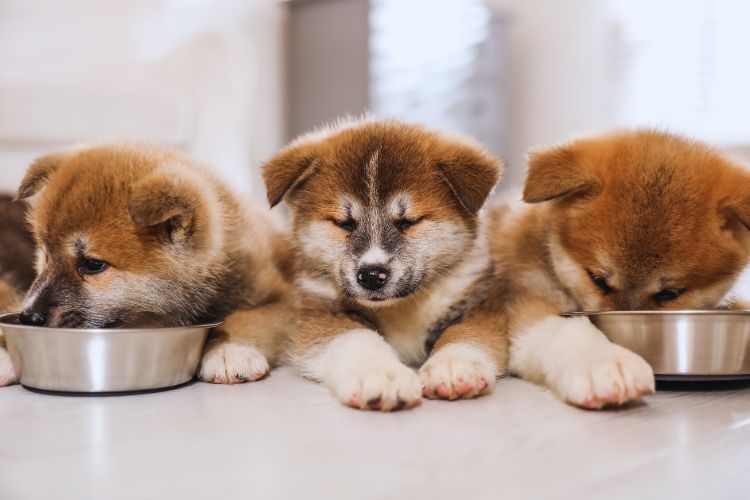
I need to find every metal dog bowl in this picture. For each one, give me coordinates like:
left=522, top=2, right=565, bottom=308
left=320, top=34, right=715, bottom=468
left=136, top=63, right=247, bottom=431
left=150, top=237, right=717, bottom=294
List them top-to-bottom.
left=566, top=311, right=750, bottom=380
left=0, top=313, right=218, bottom=393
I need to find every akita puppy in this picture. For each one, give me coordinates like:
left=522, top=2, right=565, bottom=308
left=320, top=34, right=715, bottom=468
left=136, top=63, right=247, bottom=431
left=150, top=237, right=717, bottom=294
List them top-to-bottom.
left=263, top=120, right=506, bottom=411
left=493, top=130, right=750, bottom=408
left=0, top=144, right=292, bottom=387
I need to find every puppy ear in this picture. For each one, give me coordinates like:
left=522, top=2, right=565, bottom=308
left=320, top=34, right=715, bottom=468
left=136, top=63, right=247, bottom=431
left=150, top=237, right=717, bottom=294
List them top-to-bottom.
left=262, top=141, right=320, bottom=208
left=435, top=141, right=503, bottom=214
left=523, top=145, right=595, bottom=203
left=16, top=152, right=70, bottom=200
left=128, top=174, right=200, bottom=243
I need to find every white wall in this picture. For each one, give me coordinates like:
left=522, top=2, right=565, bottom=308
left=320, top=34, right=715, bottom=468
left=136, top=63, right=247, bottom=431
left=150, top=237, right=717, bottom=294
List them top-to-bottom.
left=0, top=0, right=286, bottom=200
left=484, top=0, right=618, bottom=190
left=485, top=0, right=750, bottom=190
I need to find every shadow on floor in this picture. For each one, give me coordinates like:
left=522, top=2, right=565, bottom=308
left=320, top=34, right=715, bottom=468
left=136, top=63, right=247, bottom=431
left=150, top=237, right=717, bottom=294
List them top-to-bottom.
left=657, top=377, right=750, bottom=392
left=21, top=379, right=197, bottom=397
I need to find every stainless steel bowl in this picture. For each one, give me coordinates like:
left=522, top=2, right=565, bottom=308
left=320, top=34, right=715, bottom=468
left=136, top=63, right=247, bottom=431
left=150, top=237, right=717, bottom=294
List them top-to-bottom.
left=566, top=311, right=750, bottom=380
left=0, top=313, right=218, bottom=392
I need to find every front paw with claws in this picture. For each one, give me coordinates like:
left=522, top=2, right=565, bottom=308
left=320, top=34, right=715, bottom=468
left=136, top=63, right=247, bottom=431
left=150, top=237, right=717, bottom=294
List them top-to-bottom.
left=199, top=342, right=269, bottom=384
left=420, top=343, right=496, bottom=400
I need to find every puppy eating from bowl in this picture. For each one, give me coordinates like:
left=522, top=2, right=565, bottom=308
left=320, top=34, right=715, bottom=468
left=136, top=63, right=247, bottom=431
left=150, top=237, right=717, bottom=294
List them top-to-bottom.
left=263, top=119, right=506, bottom=411
left=491, top=130, right=750, bottom=409
left=0, top=144, right=293, bottom=387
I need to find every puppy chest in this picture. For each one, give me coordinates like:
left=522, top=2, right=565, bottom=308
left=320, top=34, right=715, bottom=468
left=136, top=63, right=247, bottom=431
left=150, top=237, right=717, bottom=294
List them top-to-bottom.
left=377, top=297, right=465, bottom=367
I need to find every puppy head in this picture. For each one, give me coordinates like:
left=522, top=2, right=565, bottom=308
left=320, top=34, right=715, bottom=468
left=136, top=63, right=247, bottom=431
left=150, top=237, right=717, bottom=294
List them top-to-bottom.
left=264, top=120, right=502, bottom=306
left=524, top=130, right=750, bottom=311
left=17, top=145, right=220, bottom=328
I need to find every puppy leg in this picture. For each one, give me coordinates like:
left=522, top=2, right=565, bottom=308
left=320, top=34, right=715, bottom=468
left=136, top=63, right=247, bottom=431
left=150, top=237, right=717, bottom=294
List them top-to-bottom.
left=199, top=301, right=291, bottom=384
left=509, top=308, right=655, bottom=409
left=292, top=312, right=421, bottom=411
left=420, top=314, right=506, bottom=400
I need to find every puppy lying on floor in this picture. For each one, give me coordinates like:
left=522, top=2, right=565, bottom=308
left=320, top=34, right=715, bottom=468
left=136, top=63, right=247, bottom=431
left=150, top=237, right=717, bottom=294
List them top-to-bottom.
left=263, top=119, right=506, bottom=411
left=492, top=130, right=750, bottom=408
left=0, top=144, right=293, bottom=387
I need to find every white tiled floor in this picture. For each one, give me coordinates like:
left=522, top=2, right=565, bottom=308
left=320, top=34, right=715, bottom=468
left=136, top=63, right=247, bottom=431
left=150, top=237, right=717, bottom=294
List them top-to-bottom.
left=1, top=367, right=749, bottom=500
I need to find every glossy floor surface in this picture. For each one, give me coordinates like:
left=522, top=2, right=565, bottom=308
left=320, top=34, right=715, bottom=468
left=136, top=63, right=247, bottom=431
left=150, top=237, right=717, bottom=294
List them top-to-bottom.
left=1, top=367, right=749, bottom=500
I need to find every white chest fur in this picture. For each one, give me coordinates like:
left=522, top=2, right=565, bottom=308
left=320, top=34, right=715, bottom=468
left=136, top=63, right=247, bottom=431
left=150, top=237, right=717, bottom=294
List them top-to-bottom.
left=298, top=236, right=490, bottom=367
left=376, top=238, right=490, bottom=366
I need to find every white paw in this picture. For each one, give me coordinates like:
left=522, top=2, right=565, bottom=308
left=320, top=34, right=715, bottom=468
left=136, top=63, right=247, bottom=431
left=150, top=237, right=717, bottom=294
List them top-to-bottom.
left=511, top=316, right=655, bottom=409
left=305, top=329, right=422, bottom=411
left=198, top=342, right=269, bottom=384
left=551, top=342, right=655, bottom=409
left=420, top=343, right=496, bottom=400
left=0, top=347, right=17, bottom=387
left=330, top=359, right=422, bottom=411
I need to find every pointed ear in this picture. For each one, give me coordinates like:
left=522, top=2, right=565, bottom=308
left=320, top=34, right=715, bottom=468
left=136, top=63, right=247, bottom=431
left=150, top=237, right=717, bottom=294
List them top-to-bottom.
left=262, top=140, right=320, bottom=208
left=435, top=140, right=503, bottom=214
left=523, top=145, right=595, bottom=203
left=16, top=151, right=71, bottom=200
left=127, top=174, right=200, bottom=243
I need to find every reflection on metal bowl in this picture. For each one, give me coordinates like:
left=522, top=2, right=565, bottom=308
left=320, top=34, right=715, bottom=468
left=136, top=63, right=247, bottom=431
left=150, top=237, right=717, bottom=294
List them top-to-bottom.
left=564, top=311, right=750, bottom=380
left=0, top=313, right=217, bottom=393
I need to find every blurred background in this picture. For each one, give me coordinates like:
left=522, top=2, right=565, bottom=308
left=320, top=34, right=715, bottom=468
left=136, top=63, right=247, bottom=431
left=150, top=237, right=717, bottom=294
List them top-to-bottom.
left=1, top=0, right=749, bottom=200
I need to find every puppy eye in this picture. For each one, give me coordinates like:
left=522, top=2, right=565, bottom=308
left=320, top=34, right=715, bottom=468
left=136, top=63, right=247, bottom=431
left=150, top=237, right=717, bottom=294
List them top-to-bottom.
left=395, top=216, right=424, bottom=231
left=332, top=218, right=357, bottom=232
left=78, top=258, right=109, bottom=276
left=587, top=270, right=613, bottom=295
left=654, top=288, right=685, bottom=303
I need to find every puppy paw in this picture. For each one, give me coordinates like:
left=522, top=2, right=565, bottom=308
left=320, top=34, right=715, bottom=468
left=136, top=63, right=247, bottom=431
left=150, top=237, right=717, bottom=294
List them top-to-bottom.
left=511, top=316, right=655, bottom=410
left=306, top=329, right=423, bottom=411
left=198, top=342, right=269, bottom=384
left=420, top=343, right=496, bottom=400
left=554, top=343, right=655, bottom=409
left=0, top=347, right=17, bottom=387
left=330, top=360, right=422, bottom=411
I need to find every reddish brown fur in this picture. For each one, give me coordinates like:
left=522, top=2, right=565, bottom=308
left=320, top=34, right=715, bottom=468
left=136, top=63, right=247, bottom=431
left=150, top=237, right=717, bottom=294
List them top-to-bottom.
left=264, top=120, right=507, bottom=409
left=265, top=121, right=499, bottom=219
left=265, top=121, right=500, bottom=291
left=489, top=130, right=750, bottom=407
left=507, top=130, right=750, bottom=311
left=12, top=144, right=294, bottom=384
left=24, top=148, right=227, bottom=277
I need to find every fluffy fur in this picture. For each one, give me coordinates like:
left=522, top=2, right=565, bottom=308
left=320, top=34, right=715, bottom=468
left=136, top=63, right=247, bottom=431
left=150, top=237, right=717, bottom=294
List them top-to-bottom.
left=263, top=119, right=507, bottom=411
left=491, top=130, right=750, bottom=408
left=0, top=144, right=293, bottom=387
left=0, top=195, right=35, bottom=311
left=0, top=195, right=35, bottom=385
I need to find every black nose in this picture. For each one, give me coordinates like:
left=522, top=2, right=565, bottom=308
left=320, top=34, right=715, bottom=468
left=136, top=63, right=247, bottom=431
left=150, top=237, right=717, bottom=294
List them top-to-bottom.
left=357, top=266, right=390, bottom=291
left=19, top=309, right=47, bottom=326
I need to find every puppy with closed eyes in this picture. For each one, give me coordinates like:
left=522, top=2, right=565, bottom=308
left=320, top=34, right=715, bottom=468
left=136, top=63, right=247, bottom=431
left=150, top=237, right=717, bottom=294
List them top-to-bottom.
left=263, top=119, right=507, bottom=411
left=492, top=130, right=750, bottom=409
left=0, top=144, right=293, bottom=387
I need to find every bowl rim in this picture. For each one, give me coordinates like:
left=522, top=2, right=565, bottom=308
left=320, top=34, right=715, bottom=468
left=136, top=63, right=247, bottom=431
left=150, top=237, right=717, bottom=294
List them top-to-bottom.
left=563, top=310, right=750, bottom=317
left=0, top=312, right=222, bottom=333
